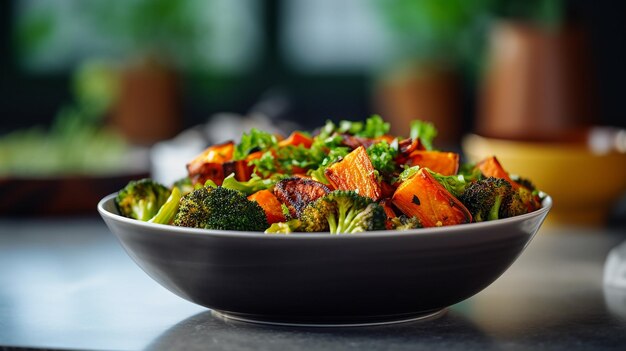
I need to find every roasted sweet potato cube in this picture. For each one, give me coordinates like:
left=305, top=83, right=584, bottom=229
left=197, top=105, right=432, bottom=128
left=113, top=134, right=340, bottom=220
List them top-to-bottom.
left=278, top=131, right=313, bottom=148
left=395, top=137, right=423, bottom=165
left=187, top=141, right=235, bottom=185
left=187, top=141, right=234, bottom=174
left=324, top=146, right=382, bottom=201
left=407, top=151, right=459, bottom=176
left=222, top=160, right=253, bottom=182
left=189, top=163, right=225, bottom=186
left=392, top=168, right=472, bottom=227
left=274, top=178, right=331, bottom=218
left=248, top=190, right=287, bottom=224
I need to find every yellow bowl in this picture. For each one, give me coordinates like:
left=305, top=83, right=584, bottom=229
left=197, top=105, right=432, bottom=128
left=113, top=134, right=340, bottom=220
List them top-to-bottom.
left=463, top=134, right=626, bottom=226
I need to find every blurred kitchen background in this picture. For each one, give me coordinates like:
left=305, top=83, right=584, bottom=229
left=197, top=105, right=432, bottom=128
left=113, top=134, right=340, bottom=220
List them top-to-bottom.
left=1, top=0, right=625, bottom=226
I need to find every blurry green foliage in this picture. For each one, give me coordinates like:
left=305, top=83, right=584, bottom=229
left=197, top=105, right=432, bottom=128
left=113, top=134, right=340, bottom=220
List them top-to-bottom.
left=14, top=0, right=262, bottom=74
left=74, top=0, right=208, bottom=67
left=374, top=0, right=565, bottom=74
left=375, top=0, right=494, bottom=68
left=494, top=0, right=564, bottom=29
left=14, top=9, right=54, bottom=59
left=0, top=60, right=128, bottom=176
left=73, top=60, right=120, bottom=120
left=0, top=106, right=129, bottom=176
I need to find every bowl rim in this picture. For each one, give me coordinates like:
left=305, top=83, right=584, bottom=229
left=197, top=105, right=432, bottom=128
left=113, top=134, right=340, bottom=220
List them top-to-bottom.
left=98, top=192, right=552, bottom=240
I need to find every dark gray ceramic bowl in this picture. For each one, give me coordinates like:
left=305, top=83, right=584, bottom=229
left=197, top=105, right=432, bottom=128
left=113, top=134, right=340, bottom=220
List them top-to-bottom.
left=98, top=194, right=551, bottom=326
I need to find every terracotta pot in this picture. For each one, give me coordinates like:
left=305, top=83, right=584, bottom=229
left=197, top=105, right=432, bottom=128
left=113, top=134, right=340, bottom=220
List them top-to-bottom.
left=478, top=21, right=596, bottom=141
left=110, top=57, right=182, bottom=145
left=374, top=64, right=462, bottom=145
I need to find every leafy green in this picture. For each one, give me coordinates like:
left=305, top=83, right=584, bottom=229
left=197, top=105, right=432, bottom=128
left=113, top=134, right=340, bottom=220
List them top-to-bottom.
left=333, top=115, right=390, bottom=138
left=358, top=115, right=390, bottom=138
left=338, top=120, right=363, bottom=135
left=410, top=120, right=437, bottom=150
left=234, top=129, right=278, bottom=160
left=366, top=139, right=399, bottom=174
left=274, top=145, right=318, bottom=172
left=249, top=151, right=278, bottom=178
left=397, top=166, right=420, bottom=182
left=428, top=170, right=478, bottom=198
left=221, top=173, right=276, bottom=196
left=149, top=186, right=182, bottom=224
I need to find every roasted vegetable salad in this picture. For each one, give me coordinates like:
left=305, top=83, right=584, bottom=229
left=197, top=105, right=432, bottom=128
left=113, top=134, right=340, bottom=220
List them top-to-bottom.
left=114, top=116, right=544, bottom=233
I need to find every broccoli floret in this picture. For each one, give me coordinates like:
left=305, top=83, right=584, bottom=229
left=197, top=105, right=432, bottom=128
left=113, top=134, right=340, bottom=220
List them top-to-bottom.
left=509, top=175, right=543, bottom=211
left=510, top=175, right=536, bottom=191
left=459, top=177, right=529, bottom=222
left=116, top=178, right=171, bottom=221
left=516, top=185, right=543, bottom=213
left=174, top=186, right=268, bottom=231
left=265, top=190, right=386, bottom=234
left=299, top=190, right=386, bottom=234
left=298, top=197, right=335, bottom=232
left=390, top=215, right=422, bottom=231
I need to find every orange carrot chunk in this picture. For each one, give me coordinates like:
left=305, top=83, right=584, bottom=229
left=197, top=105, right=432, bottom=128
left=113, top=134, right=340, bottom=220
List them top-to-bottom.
left=324, top=146, right=382, bottom=201
left=392, top=168, right=472, bottom=227
left=248, top=190, right=287, bottom=224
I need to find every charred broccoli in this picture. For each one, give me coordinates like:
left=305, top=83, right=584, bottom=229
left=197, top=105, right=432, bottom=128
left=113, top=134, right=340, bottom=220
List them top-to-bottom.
left=510, top=175, right=536, bottom=192
left=510, top=175, right=543, bottom=211
left=459, top=177, right=528, bottom=222
left=116, top=179, right=171, bottom=221
left=174, top=186, right=268, bottom=231
left=265, top=190, right=386, bottom=234
left=300, top=190, right=386, bottom=233
left=390, top=215, right=422, bottom=231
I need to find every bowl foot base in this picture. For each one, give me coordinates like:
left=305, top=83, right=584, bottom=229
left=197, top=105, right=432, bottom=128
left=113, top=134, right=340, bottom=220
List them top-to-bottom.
left=211, top=308, right=447, bottom=327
